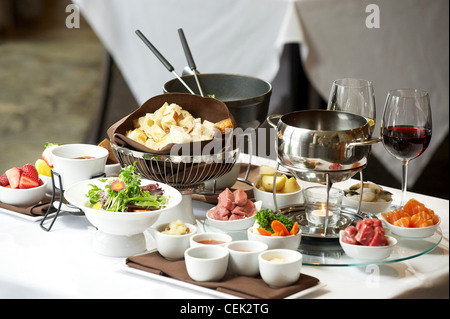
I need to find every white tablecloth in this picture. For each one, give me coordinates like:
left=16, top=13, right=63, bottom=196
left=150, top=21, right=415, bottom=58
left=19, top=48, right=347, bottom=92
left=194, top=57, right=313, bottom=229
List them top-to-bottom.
left=73, top=0, right=448, bottom=187
left=0, top=154, right=448, bottom=299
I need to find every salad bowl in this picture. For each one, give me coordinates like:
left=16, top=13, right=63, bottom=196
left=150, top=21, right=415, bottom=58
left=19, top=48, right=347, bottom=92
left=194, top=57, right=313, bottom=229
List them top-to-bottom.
left=64, top=177, right=182, bottom=257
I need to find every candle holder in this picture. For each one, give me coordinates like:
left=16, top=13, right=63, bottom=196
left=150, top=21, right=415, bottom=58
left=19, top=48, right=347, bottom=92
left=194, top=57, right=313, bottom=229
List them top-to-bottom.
left=303, top=186, right=343, bottom=228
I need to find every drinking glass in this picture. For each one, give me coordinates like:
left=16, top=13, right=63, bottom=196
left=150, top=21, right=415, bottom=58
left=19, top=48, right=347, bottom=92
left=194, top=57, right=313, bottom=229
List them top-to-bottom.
left=327, top=78, right=376, bottom=135
left=381, top=89, right=432, bottom=205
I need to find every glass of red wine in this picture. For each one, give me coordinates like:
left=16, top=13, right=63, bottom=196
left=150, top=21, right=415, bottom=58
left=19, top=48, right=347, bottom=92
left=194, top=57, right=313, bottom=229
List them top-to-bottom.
left=381, top=89, right=432, bottom=205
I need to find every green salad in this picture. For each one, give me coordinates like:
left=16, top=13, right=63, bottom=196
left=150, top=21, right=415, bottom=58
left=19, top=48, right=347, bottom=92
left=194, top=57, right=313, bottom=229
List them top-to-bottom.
left=86, top=163, right=168, bottom=212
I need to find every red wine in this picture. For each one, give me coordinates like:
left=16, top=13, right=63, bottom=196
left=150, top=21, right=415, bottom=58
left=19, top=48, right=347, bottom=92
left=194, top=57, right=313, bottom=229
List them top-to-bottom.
left=382, top=126, right=431, bottom=160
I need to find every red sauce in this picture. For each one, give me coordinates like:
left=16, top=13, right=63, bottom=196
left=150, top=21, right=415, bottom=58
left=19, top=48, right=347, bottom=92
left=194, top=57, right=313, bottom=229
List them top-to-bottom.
left=73, top=156, right=96, bottom=159
left=196, top=240, right=225, bottom=245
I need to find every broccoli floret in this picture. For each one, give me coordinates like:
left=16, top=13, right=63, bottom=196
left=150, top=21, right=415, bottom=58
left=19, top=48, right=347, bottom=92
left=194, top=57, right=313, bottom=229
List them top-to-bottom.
left=254, top=209, right=294, bottom=233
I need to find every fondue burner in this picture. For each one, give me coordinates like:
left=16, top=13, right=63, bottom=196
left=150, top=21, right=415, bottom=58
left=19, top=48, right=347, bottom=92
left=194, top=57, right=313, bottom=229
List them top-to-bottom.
left=267, top=110, right=382, bottom=238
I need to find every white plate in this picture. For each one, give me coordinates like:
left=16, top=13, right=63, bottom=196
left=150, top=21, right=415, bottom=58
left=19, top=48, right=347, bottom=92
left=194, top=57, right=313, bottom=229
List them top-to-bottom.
left=122, top=262, right=326, bottom=299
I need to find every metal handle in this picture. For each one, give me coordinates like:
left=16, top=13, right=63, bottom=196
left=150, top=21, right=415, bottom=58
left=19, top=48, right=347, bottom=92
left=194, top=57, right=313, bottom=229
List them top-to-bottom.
left=178, top=28, right=196, bottom=70
left=135, top=30, right=174, bottom=72
left=267, top=114, right=282, bottom=128
left=346, top=137, right=382, bottom=148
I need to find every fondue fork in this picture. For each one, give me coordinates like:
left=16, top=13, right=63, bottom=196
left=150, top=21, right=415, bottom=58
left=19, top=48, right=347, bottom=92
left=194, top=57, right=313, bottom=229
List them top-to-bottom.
left=135, top=29, right=195, bottom=94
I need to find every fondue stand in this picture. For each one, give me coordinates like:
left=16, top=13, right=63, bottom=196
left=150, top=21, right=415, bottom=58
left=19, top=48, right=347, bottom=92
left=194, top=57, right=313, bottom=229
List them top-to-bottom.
left=268, top=110, right=381, bottom=238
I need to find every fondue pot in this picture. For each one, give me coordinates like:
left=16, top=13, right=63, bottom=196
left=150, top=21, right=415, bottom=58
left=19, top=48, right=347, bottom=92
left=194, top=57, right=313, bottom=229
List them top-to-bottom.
left=267, top=110, right=381, bottom=184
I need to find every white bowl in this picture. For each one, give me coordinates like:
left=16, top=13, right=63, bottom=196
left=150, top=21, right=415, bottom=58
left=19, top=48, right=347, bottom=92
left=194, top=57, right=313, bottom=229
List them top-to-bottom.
left=51, top=144, right=109, bottom=190
left=63, top=177, right=182, bottom=256
left=0, top=180, right=47, bottom=207
left=253, top=181, right=302, bottom=211
left=343, top=196, right=392, bottom=213
left=206, top=201, right=262, bottom=231
left=378, top=214, right=441, bottom=239
left=152, top=222, right=197, bottom=260
left=247, top=227, right=301, bottom=250
left=339, top=230, right=397, bottom=260
left=190, top=232, right=233, bottom=248
left=226, top=240, right=268, bottom=277
left=184, top=245, right=229, bottom=282
left=258, top=249, right=303, bottom=288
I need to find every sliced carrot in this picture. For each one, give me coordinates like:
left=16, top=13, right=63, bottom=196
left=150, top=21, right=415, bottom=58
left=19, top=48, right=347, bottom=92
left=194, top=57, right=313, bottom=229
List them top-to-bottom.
left=271, top=220, right=289, bottom=236
left=290, top=222, right=299, bottom=235
left=257, top=228, right=272, bottom=236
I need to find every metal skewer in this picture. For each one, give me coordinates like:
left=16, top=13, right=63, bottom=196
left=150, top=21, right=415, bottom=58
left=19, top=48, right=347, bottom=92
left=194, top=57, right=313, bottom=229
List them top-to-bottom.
left=178, top=28, right=204, bottom=96
left=135, top=29, right=195, bottom=94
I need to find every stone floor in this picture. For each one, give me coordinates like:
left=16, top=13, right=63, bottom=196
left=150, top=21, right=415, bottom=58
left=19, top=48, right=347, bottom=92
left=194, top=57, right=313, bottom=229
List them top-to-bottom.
left=1, top=20, right=448, bottom=200
left=0, top=27, right=103, bottom=172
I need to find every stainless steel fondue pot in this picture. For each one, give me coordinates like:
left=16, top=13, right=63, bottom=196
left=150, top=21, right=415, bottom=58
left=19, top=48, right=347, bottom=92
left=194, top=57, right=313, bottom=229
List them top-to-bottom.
left=267, top=110, right=381, bottom=184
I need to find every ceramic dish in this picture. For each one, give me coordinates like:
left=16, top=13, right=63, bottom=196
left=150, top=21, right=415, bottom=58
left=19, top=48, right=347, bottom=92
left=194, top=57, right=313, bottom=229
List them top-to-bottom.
left=64, top=177, right=182, bottom=257
left=0, top=180, right=47, bottom=207
left=343, top=196, right=392, bottom=213
left=206, top=201, right=262, bottom=231
left=378, top=213, right=441, bottom=239
left=247, top=227, right=302, bottom=250
left=339, top=230, right=397, bottom=261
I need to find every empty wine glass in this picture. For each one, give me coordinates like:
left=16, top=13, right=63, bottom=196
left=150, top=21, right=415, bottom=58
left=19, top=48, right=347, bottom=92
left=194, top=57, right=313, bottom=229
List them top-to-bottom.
left=327, top=78, right=376, bottom=135
left=381, top=89, right=432, bottom=205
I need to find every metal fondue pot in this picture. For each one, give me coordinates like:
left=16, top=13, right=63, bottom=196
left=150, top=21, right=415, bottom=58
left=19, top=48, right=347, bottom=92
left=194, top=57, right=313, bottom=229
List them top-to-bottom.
left=267, top=110, right=381, bottom=184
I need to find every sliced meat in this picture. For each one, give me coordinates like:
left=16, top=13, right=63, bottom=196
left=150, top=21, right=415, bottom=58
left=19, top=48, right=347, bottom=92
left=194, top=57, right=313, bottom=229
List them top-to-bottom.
left=218, top=188, right=235, bottom=210
left=233, top=189, right=248, bottom=206
left=241, top=200, right=257, bottom=217
left=231, top=205, right=246, bottom=216
left=229, top=213, right=245, bottom=220
left=355, top=222, right=375, bottom=246
left=342, top=226, right=358, bottom=245
left=369, top=228, right=388, bottom=246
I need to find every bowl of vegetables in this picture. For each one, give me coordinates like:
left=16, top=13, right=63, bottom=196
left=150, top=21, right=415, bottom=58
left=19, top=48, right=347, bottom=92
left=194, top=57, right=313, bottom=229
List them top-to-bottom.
left=64, top=164, right=182, bottom=257
left=247, top=209, right=301, bottom=250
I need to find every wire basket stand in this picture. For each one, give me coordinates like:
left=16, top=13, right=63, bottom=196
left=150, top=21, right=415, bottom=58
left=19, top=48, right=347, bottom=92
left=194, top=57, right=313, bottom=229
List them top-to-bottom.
left=111, top=143, right=240, bottom=224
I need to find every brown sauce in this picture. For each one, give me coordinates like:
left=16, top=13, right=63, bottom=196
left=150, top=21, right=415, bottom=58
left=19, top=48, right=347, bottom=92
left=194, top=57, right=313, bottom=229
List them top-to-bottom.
left=73, top=156, right=96, bottom=159
left=196, top=240, right=225, bottom=245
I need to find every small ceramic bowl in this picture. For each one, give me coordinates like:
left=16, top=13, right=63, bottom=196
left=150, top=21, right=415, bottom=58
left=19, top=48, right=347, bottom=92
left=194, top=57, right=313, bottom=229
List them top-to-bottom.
left=0, top=180, right=47, bottom=207
left=253, top=180, right=302, bottom=210
left=343, top=196, right=392, bottom=213
left=206, top=201, right=262, bottom=231
left=378, top=214, right=441, bottom=239
left=152, top=222, right=197, bottom=260
left=247, top=227, right=301, bottom=250
left=339, top=230, right=397, bottom=260
left=190, top=232, right=232, bottom=248
left=226, top=240, right=268, bottom=277
left=184, top=245, right=229, bottom=282
left=258, top=249, right=303, bottom=288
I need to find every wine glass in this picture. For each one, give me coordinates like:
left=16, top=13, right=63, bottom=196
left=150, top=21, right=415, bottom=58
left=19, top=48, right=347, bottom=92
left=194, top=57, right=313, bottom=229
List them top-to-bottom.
left=327, top=78, right=376, bottom=135
left=381, top=89, right=432, bottom=205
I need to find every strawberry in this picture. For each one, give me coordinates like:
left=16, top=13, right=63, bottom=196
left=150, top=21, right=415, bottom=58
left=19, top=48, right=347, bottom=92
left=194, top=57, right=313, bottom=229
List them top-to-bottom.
left=42, top=142, right=59, bottom=168
left=21, top=164, right=39, bottom=182
left=5, top=167, right=22, bottom=189
left=0, top=173, right=9, bottom=187
left=19, top=174, right=39, bottom=189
